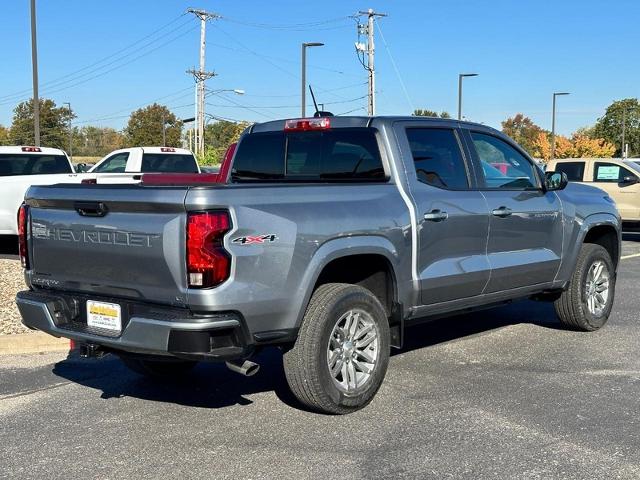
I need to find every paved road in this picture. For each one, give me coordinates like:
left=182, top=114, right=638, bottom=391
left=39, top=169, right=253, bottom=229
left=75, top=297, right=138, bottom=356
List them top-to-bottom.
left=2, top=243, right=640, bottom=479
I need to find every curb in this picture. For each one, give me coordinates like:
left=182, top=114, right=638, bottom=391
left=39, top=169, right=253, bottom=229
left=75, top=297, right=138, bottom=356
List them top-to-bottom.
left=0, top=332, right=69, bottom=355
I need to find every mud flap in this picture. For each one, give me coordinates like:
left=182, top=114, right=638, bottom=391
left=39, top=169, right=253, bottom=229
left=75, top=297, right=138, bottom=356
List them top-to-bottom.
left=389, top=302, right=404, bottom=349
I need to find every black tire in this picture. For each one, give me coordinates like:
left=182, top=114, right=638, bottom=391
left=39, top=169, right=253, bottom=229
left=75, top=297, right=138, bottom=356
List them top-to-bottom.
left=554, top=243, right=616, bottom=331
left=283, top=283, right=390, bottom=414
left=120, top=356, right=197, bottom=379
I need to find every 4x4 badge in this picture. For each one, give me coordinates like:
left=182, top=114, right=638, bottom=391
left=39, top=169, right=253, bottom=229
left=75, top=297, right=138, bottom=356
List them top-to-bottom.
left=232, top=234, right=278, bottom=245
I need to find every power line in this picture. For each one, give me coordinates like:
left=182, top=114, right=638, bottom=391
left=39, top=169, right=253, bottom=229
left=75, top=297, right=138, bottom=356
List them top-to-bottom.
left=0, top=13, right=190, bottom=103
left=219, top=15, right=352, bottom=31
left=375, top=18, right=414, bottom=113
left=212, top=23, right=298, bottom=79
left=0, top=24, right=197, bottom=106
left=241, top=82, right=367, bottom=99
left=72, top=86, right=194, bottom=125
left=206, top=95, right=367, bottom=110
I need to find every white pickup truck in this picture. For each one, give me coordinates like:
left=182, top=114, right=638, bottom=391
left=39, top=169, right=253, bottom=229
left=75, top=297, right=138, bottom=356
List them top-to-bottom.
left=0, top=146, right=81, bottom=235
left=1, top=146, right=200, bottom=235
left=79, top=147, right=200, bottom=180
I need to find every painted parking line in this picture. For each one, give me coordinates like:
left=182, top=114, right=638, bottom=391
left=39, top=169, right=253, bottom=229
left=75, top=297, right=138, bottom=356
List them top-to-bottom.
left=621, top=252, right=640, bottom=260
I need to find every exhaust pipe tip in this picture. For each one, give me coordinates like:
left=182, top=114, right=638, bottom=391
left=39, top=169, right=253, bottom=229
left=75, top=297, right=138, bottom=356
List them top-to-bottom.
left=225, top=359, right=260, bottom=377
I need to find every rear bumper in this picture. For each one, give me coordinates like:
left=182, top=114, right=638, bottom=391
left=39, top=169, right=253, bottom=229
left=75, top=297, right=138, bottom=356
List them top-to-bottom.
left=16, top=290, right=253, bottom=361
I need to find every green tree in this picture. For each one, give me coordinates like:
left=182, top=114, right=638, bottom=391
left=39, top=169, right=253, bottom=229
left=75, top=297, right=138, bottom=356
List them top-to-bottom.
left=9, top=98, right=74, bottom=148
left=594, top=98, right=640, bottom=157
left=124, top=103, right=182, bottom=147
left=412, top=109, right=451, bottom=118
left=501, top=113, right=547, bottom=155
left=201, top=120, right=251, bottom=165
left=0, top=125, right=9, bottom=146
left=72, top=126, right=124, bottom=157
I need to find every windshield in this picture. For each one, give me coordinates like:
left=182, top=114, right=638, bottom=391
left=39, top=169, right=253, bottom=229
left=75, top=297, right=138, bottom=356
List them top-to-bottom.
left=232, top=128, right=385, bottom=182
left=141, top=153, right=199, bottom=173
left=0, top=154, right=72, bottom=176
left=626, top=161, right=640, bottom=174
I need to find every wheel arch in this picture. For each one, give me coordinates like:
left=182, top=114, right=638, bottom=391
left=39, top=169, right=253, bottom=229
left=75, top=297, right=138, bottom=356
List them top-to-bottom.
left=294, top=236, right=403, bottom=330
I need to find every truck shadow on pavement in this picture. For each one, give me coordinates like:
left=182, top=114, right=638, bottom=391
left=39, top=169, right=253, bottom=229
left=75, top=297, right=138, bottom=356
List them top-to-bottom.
left=0, top=235, right=18, bottom=258
left=51, top=299, right=563, bottom=411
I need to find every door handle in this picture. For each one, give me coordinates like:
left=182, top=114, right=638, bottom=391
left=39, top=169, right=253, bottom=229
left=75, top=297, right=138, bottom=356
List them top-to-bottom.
left=75, top=201, right=109, bottom=217
left=491, top=206, right=512, bottom=218
left=424, top=209, right=448, bottom=222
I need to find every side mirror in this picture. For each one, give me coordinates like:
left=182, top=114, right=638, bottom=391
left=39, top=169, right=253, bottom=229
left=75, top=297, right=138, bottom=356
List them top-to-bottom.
left=75, top=163, right=87, bottom=173
left=544, top=171, right=568, bottom=191
left=621, top=175, right=639, bottom=186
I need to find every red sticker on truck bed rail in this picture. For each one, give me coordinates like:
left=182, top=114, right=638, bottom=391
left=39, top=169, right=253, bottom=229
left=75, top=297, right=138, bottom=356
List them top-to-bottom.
left=232, top=234, right=278, bottom=245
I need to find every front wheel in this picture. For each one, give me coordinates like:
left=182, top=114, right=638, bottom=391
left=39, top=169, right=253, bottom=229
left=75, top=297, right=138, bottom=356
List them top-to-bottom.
left=555, top=243, right=616, bottom=331
left=283, top=283, right=390, bottom=414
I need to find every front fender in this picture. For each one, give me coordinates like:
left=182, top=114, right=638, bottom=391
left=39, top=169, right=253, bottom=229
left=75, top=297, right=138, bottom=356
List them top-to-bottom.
left=556, top=212, right=621, bottom=284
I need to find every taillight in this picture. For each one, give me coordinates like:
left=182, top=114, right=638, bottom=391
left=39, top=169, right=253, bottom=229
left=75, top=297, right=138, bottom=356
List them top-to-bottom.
left=284, top=117, right=331, bottom=131
left=21, top=146, right=41, bottom=152
left=160, top=147, right=176, bottom=152
left=18, top=204, right=29, bottom=269
left=186, top=211, right=231, bottom=288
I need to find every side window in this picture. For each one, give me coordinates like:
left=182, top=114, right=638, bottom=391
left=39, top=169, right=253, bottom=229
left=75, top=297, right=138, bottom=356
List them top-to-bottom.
left=405, top=128, right=469, bottom=189
left=471, top=132, right=538, bottom=190
left=93, top=153, right=129, bottom=173
left=554, top=162, right=585, bottom=182
left=593, top=162, right=635, bottom=183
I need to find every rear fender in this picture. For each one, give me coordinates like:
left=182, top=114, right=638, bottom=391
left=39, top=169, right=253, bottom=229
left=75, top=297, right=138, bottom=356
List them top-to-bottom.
left=293, top=235, right=403, bottom=329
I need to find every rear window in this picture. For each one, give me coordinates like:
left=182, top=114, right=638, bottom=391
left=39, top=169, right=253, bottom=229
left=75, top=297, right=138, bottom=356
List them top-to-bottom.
left=232, top=128, right=385, bottom=182
left=141, top=153, right=199, bottom=173
left=0, top=154, right=72, bottom=176
left=554, top=161, right=585, bottom=181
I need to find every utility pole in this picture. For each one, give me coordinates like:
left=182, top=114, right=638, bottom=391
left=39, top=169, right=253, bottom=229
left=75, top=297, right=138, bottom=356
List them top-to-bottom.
left=30, top=0, right=40, bottom=146
left=186, top=8, right=219, bottom=156
left=356, top=9, right=387, bottom=116
left=63, top=102, right=72, bottom=159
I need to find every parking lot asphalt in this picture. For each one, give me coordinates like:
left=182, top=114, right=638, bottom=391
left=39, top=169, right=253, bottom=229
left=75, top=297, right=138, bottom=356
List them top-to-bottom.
left=1, top=239, right=640, bottom=479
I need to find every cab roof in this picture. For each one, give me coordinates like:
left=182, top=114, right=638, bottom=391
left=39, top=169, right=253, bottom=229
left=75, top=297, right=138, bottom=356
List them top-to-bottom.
left=249, top=115, right=499, bottom=135
left=0, top=146, right=68, bottom=155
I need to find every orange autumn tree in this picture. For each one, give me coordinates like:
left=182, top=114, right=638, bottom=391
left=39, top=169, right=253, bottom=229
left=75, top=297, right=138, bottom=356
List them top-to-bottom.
left=531, top=131, right=551, bottom=160
left=531, top=132, right=615, bottom=162
left=571, top=134, right=616, bottom=158
left=553, top=135, right=575, bottom=159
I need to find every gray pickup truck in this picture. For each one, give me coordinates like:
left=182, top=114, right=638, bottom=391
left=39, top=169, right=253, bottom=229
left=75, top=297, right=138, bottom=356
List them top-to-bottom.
left=16, top=116, right=621, bottom=414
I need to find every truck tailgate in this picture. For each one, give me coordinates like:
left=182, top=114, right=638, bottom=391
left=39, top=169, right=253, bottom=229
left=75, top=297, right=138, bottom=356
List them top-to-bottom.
left=25, top=185, right=190, bottom=306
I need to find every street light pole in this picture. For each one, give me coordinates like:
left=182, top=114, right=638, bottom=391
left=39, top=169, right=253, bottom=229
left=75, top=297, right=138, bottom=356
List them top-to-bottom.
left=30, top=0, right=40, bottom=146
left=301, top=42, right=324, bottom=117
left=457, top=73, right=478, bottom=121
left=551, top=92, right=570, bottom=160
left=63, top=102, right=72, bottom=159
left=622, top=107, right=626, bottom=159
left=162, top=112, right=166, bottom=147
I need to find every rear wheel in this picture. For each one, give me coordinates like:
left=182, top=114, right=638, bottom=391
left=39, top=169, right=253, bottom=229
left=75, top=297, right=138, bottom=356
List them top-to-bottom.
left=554, top=243, right=615, bottom=331
left=283, top=283, right=390, bottom=414
left=120, top=356, right=197, bottom=379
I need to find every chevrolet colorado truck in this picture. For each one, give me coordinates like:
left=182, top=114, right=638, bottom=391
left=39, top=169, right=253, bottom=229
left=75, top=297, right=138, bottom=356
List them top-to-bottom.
left=16, top=116, right=621, bottom=414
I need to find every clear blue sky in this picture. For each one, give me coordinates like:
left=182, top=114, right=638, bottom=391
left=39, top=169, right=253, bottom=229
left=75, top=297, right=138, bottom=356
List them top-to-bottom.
left=1, top=0, right=638, bottom=136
